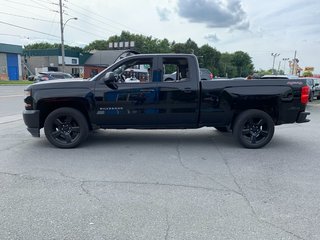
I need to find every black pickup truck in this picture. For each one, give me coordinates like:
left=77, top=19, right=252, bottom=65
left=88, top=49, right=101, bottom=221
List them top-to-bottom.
left=23, top=54, right=310, bottom=149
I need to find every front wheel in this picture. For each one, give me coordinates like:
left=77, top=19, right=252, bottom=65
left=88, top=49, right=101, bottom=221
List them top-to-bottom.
left=44, top=107, right=89, bottom=148
left=233, top=109, right=274, bottom=149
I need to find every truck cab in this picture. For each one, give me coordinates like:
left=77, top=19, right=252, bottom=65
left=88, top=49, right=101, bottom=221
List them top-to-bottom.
left=92, top=54, right=200, bottom=128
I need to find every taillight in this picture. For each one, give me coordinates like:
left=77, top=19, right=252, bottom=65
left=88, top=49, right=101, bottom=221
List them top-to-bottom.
left=210, top=73, right=213, bottom=79
left=301, top=86, right=310, bottom=104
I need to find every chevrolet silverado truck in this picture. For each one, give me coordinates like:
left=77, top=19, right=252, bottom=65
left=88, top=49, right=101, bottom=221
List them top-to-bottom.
left=23, top=54, right=310, bottom=149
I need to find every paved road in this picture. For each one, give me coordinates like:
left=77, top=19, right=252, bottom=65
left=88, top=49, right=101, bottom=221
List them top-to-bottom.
left=0, top=86, right=320, bottom=240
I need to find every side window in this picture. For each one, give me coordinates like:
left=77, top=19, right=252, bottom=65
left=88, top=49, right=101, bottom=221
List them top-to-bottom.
left=162, top=57, right=189, bottom=82
left=112, top=58, right=153, bottom=83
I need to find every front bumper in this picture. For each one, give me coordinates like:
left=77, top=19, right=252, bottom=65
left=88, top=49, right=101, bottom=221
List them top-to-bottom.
left=23, top=110, right=40, bottom=137
left=296, top=111, right=310, bottom=123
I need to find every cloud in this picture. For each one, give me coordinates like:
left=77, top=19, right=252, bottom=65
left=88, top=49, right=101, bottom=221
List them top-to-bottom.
left=177, top=0, right=249, bottom=30
left=156, top=7, right=171, bottom=21
left=204, top=33, right=219, bottom=42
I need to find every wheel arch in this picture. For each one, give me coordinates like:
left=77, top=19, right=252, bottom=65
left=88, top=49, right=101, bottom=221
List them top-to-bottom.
left=37, top=98, right=93, bottom=130
left=230, top=106, right=277, bottom=130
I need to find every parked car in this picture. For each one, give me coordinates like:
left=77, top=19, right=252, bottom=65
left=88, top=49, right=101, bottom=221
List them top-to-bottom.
left=199, top=68, right=213, bottom=80
left=33, top=72, right=74, bottom=82
left=163, top=72, right=177, bottom=81
left=260, top=74, right=298, bottom=79
left=27, top=75, right=35, bottom=81
left=305, top=78, right=320, bottom=101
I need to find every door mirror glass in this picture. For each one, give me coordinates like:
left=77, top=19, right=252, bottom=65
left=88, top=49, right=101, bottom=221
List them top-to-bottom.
left=103, top=72, right=118, bottom=89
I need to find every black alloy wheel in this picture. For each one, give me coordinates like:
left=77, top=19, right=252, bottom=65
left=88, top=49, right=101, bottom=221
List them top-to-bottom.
left=44, top=107, right=89, bottom=148
left=233, top=109, right=275, bottom=149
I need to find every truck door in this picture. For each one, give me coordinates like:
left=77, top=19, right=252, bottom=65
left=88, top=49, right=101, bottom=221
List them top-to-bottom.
left=155, top=55, right=199, bottom=126
left=93, top=56, right=163, bottom=127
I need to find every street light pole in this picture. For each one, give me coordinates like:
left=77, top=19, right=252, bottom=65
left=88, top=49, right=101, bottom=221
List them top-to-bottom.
left=59, top=0, right=77, bottom=72
left=59, top=0, right=65, bottom=72
left=271, top=53, right=280, bottom=75
left=282, top=58, right=289, bottom=74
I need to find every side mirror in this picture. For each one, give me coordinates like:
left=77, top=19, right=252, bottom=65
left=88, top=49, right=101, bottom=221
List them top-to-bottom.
left=103, top=72, right=118, bottom=90
left=103, top=72, right=116, bottom=83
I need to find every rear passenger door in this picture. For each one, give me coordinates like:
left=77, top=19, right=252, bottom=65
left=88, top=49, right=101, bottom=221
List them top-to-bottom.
left=155, top=55, right=199, bottom=126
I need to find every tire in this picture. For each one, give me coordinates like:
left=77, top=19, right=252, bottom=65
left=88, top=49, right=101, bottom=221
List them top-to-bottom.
left=309, top=91, right=314, bottom=102
left=44, top=107, right=89, bottom=148
left=233, top=109, right=274, bottom=149
left=214, top=127, right=229, bottom=132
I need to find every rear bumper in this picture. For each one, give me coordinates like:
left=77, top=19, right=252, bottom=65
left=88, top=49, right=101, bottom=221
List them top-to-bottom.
left=23, top=110, right=40, bottom=137
left=296, top=111, right=310, bottom=123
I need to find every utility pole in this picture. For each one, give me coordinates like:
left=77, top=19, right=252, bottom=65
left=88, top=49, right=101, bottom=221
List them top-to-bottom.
left=59, top=0, right=65, bottom=72
left=291, top=50, right=297, bottom=75
left=271, top=53, right=280, bottom=75
left=277, top=60, right=281, bottom=74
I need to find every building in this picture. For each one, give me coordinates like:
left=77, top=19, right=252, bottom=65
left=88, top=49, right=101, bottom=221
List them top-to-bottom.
left=0, top=43, right=23, bottom=80
left=21, top=48, right=138, bottom=79
left=23, top=48, right=91, bottom=77
left=84, top=50, right=138, bottom=78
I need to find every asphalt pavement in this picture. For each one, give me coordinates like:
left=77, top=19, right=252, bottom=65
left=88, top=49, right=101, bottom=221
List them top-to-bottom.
left=0, top=85, right=320, bottom=240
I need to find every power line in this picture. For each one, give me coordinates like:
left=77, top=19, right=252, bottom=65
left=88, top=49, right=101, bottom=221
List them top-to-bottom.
left=5, top=0, right=58, bottom=12
left=29, top=0, right=53, bottom=9
left=68, top=1, right=143, bottom=34
left=66, top=7, right=122, bottom=33
left=0, top=11, right=59, bottom=23
left=67, top=12, right=119, bottom=35
left=0, top=20, right=60, bottom=38
left=67, top=24, right=109, bottom=39
left=0, top=33, right=29, bottom=38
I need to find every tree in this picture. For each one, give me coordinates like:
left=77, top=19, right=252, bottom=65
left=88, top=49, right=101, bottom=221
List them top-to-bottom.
left=104, top=31, right=172, bottom=54
left=171, top=38, right=199, bottom=54
left=83, top=40, right=108, bottom=52
left=24, top=42, right=83, bottom=52
left=24, top=42, right=54, bottom=50
left=171, top=43, right=187, bottom=53
left=198, top=44, right=221, bottom=76
left=231, top=51, right=254, bottom=77
left=218, top=53, right=237, bottom=78
left=303, top=71, right=313, bottom=77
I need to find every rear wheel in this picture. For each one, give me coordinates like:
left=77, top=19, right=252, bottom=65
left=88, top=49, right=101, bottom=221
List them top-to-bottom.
left=44, top=107, right=89, bottom=148
left=233, top=109, right=274, bottom=149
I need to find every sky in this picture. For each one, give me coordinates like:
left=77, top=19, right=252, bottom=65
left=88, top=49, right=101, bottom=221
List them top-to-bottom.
left=1, top=0, right=320, bottom=74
